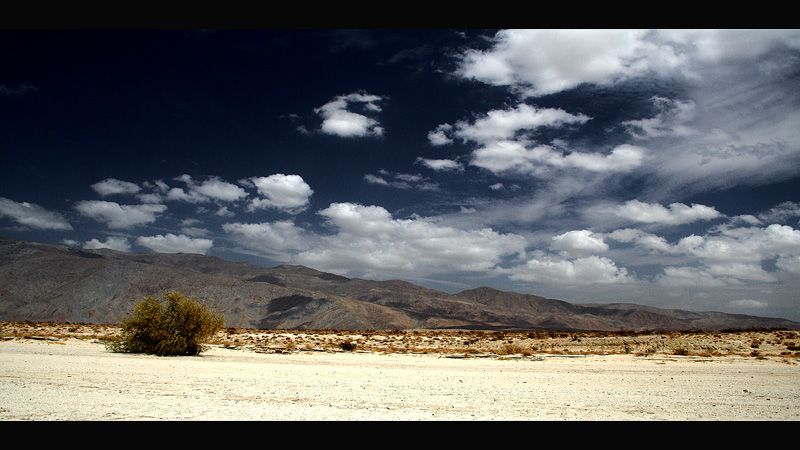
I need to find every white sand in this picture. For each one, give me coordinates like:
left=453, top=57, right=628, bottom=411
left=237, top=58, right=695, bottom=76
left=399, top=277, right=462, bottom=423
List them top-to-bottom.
left=1, top=338, right=798, bottom=420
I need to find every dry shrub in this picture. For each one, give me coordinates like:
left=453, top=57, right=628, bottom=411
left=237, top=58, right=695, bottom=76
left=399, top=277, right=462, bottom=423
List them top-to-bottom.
left=106, top=291, right=224, bottom=356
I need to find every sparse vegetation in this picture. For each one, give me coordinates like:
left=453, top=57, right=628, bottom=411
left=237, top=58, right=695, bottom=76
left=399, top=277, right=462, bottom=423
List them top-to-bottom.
left=106, top=291, right=224, bottom=356
left=3, top=321, right=798, bottom=362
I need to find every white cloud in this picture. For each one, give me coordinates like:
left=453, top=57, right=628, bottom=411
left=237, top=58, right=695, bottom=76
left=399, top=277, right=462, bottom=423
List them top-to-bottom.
left=455, top=29, right=800, bottom=98
left=456, top=29, right=685, bottom=97
left=314, top=91, right=385, bottom=137
left=623, top=96, right=698, bottom=139
left=445, top=103, right=589, bottom=144
left=427, top=124, right=453, bottom=146
left=471, top=141, right=645, bottom=174
left=415, top=157, right=462, bottom=171
left=365, top=170, right=439, bottom=190
left=169, top=174, right=248, bottom=203
left=245, top=174, right=313, bottom=213
left=91, top=178, right=141, bottom=196
left=0, top=197, right=73, bottom=231
left=75, top=200, right=166, bottom=229
left=605, top=200, right=721, bottom=225
left=225, top=202, right=527, bottom=278
left=223, top=220, right=313, bottom=259
left=606, top=221, right=800, bottom=288
left=604, top=228, right=672, bottom=253
left=550, top=230, right=609, bottom=257
left=135, top=233, right=213, bottom=255
left=82, top=236, right=131, bottom=252
left=506, top=253, right=633, bottom=286
left=657, top=266, right=726, bottom=288
left=728, top=299, right=768, bottom=309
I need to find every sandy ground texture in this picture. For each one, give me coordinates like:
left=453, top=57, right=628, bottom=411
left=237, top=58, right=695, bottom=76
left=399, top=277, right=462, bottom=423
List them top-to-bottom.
left=1, top=323, right=799, bottom=420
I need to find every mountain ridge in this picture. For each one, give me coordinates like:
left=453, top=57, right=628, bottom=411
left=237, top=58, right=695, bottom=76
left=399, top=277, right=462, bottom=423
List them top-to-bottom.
left=1, top=236, right=798, bottom=331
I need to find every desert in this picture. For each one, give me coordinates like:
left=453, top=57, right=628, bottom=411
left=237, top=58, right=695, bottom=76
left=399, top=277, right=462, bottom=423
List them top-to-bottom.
left=1, top=322, right=798, bottom=420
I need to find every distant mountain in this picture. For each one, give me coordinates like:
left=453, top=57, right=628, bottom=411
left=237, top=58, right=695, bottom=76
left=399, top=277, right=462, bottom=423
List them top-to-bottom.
left=1, top=236, right=798, bottom=331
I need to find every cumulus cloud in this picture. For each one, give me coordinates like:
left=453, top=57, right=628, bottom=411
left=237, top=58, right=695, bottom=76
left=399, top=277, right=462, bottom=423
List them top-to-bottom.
left=455, top=29, right=800, bottom=98
left=456, top=29, right=684, bottom=97
left=313, top=91, right=385, bottom=137
left=441, top=103, right=590, bottom=144
left=471, top=141, right=645, bottom=175
left=415, top=157, right=462, bottom=171
left=168, top=174, right=248, bottom=204
left=244, top=174, right=313, bottom=213
left=91, top=178, right=142, bottom=196
left=0, top=197, right=73, bottom=231
left=75, top=200, right=166, bottom=229
left=604, top=200, right=721, bottom=225
left=224, top=202, right=527, bottom=278
left=295, top=203, right=527, bottom=276
left=223, top=220, right=313, bottom=259
left=607, top=221, right=800, bottom=288
left=603, top=228, right=672, bottom=253
left=550, top=230, right=609, bottom=257
left=135, top=233, right=213, bottom=254
left=82, top=236, right=131, bottom=252
left=505, top=253, right=633, bottom=286
left=656, top=266, right=726, bottom=288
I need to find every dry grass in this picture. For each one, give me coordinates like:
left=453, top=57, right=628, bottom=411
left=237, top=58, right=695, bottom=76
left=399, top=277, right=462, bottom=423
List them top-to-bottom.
left=2, top=321, right=799, bottom=363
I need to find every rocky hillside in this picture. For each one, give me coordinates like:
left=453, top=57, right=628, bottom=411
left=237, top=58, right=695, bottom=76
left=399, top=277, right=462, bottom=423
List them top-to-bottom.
left=1, top=236, right=798, bottom=331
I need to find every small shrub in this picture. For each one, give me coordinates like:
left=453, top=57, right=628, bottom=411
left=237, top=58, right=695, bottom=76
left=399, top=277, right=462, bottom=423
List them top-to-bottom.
left=107, top=291, right=224, bottom=356
left=339, top=341, right=357, bottom=351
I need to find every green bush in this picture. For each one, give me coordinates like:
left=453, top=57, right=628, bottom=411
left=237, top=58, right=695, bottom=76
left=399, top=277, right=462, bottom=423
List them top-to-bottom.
left=107, top=291, right=224, bottom=356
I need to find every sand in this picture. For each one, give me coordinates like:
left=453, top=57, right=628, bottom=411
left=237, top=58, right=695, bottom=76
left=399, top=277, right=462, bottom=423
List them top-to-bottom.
left=2, top=332, right=798, bottom=420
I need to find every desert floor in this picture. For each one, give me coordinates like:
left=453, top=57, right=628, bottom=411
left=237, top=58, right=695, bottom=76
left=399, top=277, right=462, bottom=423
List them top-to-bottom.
left=1, top=322, right=799, bottom=420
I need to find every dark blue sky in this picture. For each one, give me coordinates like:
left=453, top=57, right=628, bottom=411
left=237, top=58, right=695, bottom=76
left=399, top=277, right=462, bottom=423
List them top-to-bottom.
left=2, top=29, right=800, bottom=321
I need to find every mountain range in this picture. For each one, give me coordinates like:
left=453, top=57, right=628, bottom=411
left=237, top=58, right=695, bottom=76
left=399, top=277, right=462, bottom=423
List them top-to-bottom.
left=1, top=236, right=798, bottom=331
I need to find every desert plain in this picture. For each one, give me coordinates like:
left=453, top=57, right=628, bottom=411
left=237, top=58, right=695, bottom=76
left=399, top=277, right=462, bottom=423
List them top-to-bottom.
left=1, top=321, right=799, bottom=420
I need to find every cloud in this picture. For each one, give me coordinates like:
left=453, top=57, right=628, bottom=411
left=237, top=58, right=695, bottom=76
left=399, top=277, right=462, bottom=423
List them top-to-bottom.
left=454, top=29, right=800, bottom=98
left=456, top=29, right=685, bottom=97
left=0, top=82, right=36, bottom=97
left=313, top=91, right=385, bottom=137
left=623, top=96, right=698, bottom=139
left=434, top=103, right=589, bottom=145
left=427, top=124, right=453, bottom=146
left=471, top=141, right=645, bottom=175
left=415, top=157, right=462, bottom=172
left=365, top=170, right=439, bottom=190
left=168, top=174, right=248, bottom=203
left=244, top=174, right=313, bottom=213
left=90, top=178, right=142, bottom=196
left=0, top=197, right=73, bottom=231
left=75, top=200, right=166, bottom=229
left=603, top=200, right=721, bottom=225
left=225, top=202, right=527, bottom=278
left=296, top=203, right=527, bottom=277
left=223, top=220, right=313, bottom=259
left=606, top=221, right=800, bottom=287
left=603, top=228, right=672, bottom=253
left=550, top=230, right=609, bottom=257
left=135, top=233, right=213, bottom=255
left=82, top=236, right=131, bottom=252
left=505, top=253, right=633, bottom=286
left=656, top=266, right=726, bottom=288
left=728, top=299, right=768, bottom=309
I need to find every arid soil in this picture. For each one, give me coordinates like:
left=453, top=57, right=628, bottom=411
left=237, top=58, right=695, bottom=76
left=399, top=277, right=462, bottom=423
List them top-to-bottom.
left=1, top=322, right=799, bottom=420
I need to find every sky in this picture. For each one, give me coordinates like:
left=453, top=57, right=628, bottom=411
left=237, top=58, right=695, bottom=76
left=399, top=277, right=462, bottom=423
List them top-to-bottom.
left=2, top=29, right=800, bottom=322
